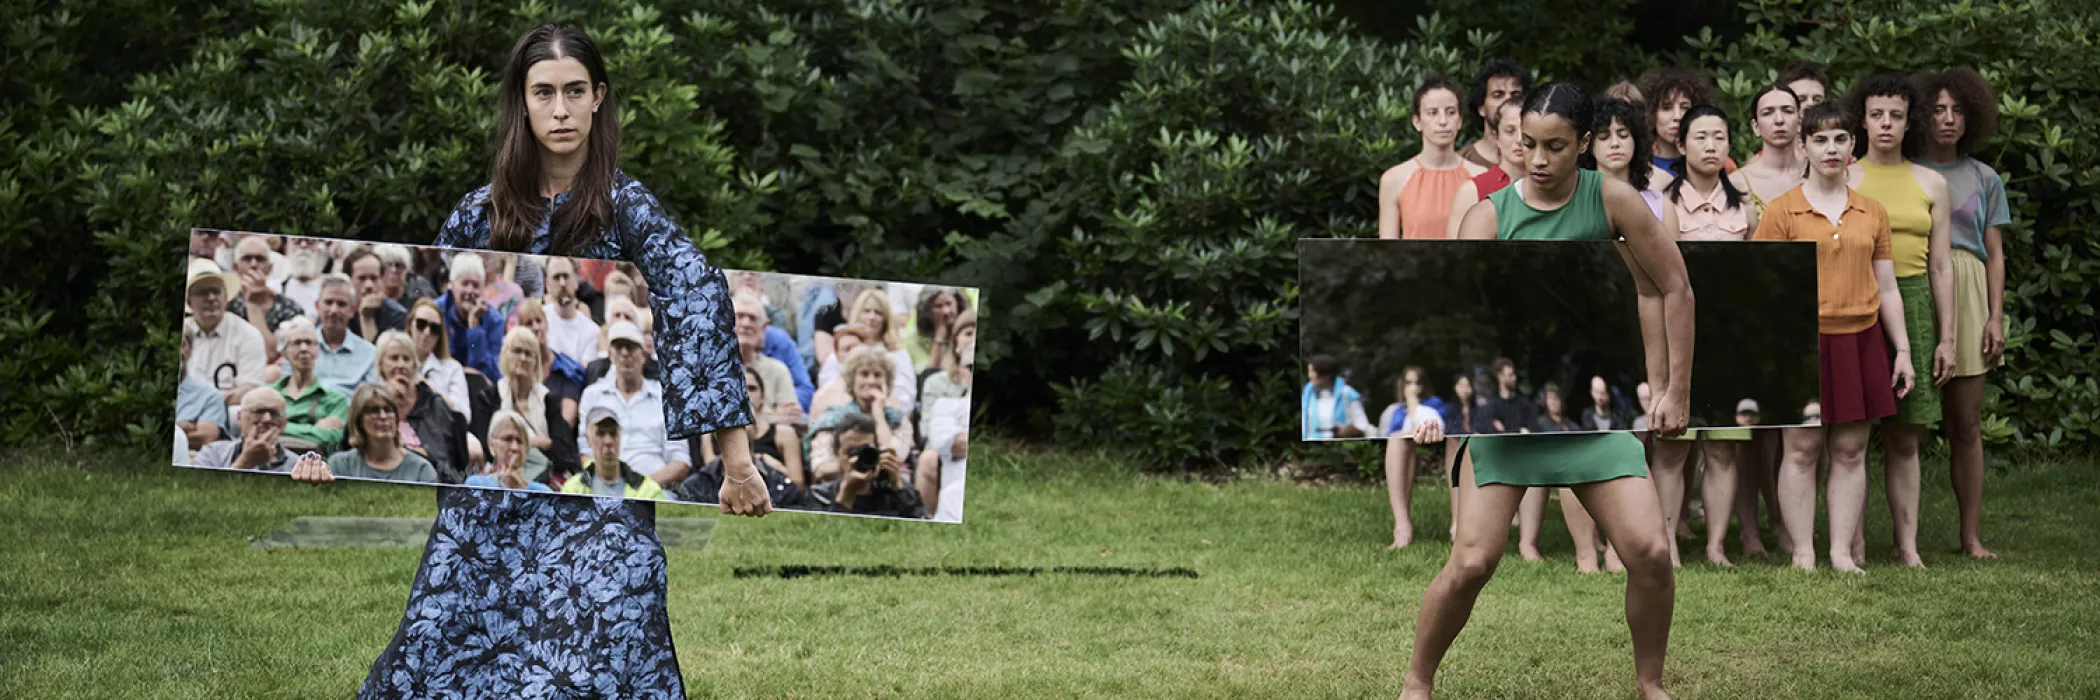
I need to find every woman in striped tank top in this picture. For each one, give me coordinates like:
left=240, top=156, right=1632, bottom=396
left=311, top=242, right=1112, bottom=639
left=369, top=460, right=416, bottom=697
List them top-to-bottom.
left=1402, top=83, right=1692, bottom=700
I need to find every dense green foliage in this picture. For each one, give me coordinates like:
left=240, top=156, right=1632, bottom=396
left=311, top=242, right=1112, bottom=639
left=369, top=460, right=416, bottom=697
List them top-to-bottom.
left=5, top=0, right=2096, bottom=467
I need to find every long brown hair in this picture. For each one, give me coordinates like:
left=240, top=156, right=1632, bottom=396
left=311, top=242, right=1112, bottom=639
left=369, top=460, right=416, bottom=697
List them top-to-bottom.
left=487, top=24, right=620, bottom=256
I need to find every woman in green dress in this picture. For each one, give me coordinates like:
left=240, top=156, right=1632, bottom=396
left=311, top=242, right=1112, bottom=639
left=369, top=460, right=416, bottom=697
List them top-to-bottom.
left=1401, top=83, right=1692, bottom=700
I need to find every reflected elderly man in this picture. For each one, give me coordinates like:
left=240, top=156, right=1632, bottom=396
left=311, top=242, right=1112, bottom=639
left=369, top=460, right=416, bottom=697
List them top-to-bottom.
left=184, top=258, right=268, bottom=406
left=193, top=387, right=303, bottom=472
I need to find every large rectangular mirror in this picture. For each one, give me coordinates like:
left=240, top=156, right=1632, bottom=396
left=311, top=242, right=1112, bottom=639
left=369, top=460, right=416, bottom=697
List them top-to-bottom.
left=175, top=230, right=977, bottom=522
left=1298, top=239, right=1819, bottom=439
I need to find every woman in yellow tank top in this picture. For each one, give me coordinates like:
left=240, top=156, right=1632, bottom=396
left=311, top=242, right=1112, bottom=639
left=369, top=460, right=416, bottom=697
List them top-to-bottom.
left=1376, top=73, right=1487, bottom=548
left=1846, top=75, right=1956, bottom=569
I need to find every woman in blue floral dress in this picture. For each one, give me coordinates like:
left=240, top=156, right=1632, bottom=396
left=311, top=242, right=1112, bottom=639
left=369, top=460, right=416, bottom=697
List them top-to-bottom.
left=335, top=24, right=776, bottom=698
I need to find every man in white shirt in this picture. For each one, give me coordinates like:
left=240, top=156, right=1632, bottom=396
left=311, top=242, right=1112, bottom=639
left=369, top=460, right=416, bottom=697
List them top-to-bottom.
left=278, top=236, right=331, bottom=318
left=542, top=257, right=601, bottom=364
left=184, top=258, right=269, bottom=406
left=733, top=290, right=801, bottom=424
left=577, top=321, right=691, bottom=486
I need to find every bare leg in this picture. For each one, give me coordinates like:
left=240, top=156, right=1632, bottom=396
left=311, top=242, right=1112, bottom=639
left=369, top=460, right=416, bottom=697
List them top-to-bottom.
left=1941, top=376, right=1995, bottom=558
left=1826, top=422, right=1872, bottom=574
left=1878, top=422, right=1927, bottom=568
left=1777, top=427, right=1825, bottom=570
left=1758, top=433, right=1787, bottom=553
left=1734, top=436, right=1768, bottom=555
left=1387, top=437, right=1418, bottom=549
left=1446, top=438, right=1463, bottom=543
left=1650, top=439, right=1693, bottom=568
left=1701, top=440, right=1738, bottom=567
left=1676, top=447, right=1700, bottom=543
left=1401, top=452, right=1527, bottom=700
left=1572, top=476, right=1675, bottom=700
left=1517, top=487, right=1548, bottom=561
left=1562, top=487, right=1602, bottom=573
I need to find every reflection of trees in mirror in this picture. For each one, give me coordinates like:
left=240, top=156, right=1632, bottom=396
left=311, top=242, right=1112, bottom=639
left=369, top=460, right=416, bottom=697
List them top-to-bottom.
left=1300, top=240, right=1819, bottom=434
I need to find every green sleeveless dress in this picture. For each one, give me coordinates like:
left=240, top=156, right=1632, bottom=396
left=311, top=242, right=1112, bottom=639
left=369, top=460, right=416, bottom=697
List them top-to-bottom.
left=1457, top=170, right=1652, bottom=488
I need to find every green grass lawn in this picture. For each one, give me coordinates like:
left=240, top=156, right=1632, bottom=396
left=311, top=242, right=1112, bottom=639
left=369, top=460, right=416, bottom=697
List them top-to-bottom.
left=3, top=441, right=2096, bottom=699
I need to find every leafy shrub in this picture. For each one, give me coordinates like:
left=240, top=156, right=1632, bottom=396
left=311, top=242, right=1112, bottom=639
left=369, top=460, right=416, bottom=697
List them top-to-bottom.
left=7, top=0, right=2100, bottom=471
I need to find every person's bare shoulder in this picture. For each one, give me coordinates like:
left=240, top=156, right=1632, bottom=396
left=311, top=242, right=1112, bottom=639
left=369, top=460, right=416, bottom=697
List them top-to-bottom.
left=1380, top=160, right=1421, bottom=191
left=1462, top=160, right=1489, bottom=177
left=1911, top=162, right=1950, bottom=198
left=1456, top=197, right=1501, bottom=240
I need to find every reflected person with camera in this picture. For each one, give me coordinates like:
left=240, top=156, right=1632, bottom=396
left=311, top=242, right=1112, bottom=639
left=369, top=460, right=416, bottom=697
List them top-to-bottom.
left=807, top=412, right=926, bottom=519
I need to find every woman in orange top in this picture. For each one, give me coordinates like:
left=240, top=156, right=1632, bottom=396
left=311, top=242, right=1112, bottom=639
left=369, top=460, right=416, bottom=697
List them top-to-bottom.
left=1375, top=73, right=1486, bottom=548
left=1379, top=73, right=1489, bottom=240
left=1752, top=103, right=1916, bottom=574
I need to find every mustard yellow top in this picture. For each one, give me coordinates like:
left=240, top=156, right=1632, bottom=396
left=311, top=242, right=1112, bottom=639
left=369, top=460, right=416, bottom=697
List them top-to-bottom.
left=1855, top=160, right=1933, bottom=278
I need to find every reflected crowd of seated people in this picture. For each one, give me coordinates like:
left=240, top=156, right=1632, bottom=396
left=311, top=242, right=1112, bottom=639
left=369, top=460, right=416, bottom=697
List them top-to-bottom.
left=181, top=232, right=976, bottom=520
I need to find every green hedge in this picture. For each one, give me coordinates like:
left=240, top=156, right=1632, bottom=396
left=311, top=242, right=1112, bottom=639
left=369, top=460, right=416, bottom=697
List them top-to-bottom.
left=6, top=0, right=2097, bottom=469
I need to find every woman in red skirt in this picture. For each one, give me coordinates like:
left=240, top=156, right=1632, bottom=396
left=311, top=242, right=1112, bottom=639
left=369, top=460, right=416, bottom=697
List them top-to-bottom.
left=1752, top=103, right=1916, bottom=573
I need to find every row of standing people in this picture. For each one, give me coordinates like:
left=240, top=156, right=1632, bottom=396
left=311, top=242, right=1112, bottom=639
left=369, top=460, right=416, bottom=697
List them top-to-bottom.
left=1371, top=58, right=2010, bottom=571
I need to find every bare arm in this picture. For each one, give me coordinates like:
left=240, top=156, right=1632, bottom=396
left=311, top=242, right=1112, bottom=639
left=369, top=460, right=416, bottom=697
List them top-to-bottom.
left=1377, top=165, right=1409, bottom=239
left=1922, top=169, right=1957, bottom=385
left=1606, top=179, right=1694, bottom=435
left=1446, top=182, right=1480, bottom=240
left=1454, top=198, right=1499, bottom=241
left=1984, top=225, right=2006, bottom=363
left=1875, top=260, right=1915, bottom=398
left=814, top=331, right=836, bottom=365
left=777, top=424, right=806, bottom=488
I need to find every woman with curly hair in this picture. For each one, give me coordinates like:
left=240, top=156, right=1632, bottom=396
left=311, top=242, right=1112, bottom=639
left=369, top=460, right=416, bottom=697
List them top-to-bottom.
left=1914, top=67, right=2010, bottom=559
left=1846, top=74, right=1957, bottom=569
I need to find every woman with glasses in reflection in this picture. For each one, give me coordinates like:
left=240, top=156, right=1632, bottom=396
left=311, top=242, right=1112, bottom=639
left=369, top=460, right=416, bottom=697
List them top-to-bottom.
left=300, top=384, right=440, bottom=483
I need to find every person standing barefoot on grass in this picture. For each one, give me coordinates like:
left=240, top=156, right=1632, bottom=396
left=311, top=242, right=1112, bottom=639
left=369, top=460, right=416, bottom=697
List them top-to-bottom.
left=289, top=25, right=772, bottom=698
left=1914, top=67, right=2009, bottom=560
left=1848, top=75, right=1957, bottom=569
left=1402, top=83, right=1691, bottom=700
left=1754, top=103, right=1915, bottom=575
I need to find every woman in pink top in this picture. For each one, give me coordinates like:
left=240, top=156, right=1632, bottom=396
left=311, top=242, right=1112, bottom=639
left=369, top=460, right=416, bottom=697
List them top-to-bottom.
left=1379, top=73, right=1489, bottom=241
left=1666, top=105, right=1759, bottom=240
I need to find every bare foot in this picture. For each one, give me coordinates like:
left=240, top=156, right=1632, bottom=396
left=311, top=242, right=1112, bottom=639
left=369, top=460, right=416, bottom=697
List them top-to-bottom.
left=1675, top=523, right=1696, bottom=541
left=1390, top=525, right=1416, bottom=550
left=1777, top=530, right=1796, bottom=555
left=1740, top=536, right=1769, bottom=556
left=1963, top=540, right=1997, bottom=559
left=1519, top=544, right=1544, bottom=562
left=1604, top=545, right=1625, bottom=573
left=1706, top=546, right=1734, bottom=568
left=1896, top=550, right=1925, bottom=568
left=1791, top=553, right=1816, bottom=571
left=1830, top=558, right=1866, bottom=575
left=1399, top=675, right=1432, bottom=700
left=1638, top=683, right=1672, bottom=700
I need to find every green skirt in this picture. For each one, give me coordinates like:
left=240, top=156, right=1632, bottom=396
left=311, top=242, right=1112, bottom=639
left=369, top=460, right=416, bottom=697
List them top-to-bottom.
left=1889, top=274, right=1942, bottom=427
left=1454, top=433, right=1649, bottom=488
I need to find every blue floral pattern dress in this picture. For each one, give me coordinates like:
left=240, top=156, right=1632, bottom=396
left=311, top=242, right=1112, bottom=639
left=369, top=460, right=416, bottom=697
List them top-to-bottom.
left=359, top=170, right=752, bottom=699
